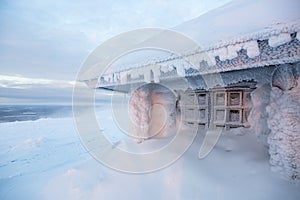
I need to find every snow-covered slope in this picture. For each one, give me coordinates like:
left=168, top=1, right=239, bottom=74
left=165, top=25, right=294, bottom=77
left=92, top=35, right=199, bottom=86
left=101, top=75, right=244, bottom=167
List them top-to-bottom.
left=175, top=0, right=300, bottom=47
left=1, top=106, right=300, bottom=199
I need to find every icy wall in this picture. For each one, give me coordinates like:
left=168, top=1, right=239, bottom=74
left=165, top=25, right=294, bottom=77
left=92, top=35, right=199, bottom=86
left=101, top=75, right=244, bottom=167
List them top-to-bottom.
left=266, top=63, right=300, bottom=182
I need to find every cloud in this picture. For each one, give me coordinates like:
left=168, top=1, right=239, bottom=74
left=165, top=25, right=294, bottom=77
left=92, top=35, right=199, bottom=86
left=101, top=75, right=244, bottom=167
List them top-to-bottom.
left=0, top=0, right=231, bottom=81
left=0, top=0, right=231, bottom=104
left=0, top=74, right=114, bottom=105
left=0, top=75, right=76, bottom=89
left=0, top=75, right=77, bottom=104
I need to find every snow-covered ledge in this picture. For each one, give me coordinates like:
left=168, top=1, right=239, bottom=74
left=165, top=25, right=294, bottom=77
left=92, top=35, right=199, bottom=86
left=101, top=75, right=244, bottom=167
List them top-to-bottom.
left=268, top=33, right=292, bottom=48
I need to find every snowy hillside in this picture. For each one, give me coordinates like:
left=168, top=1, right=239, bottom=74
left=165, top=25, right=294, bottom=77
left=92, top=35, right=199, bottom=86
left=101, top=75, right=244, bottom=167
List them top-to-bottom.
left=175, top=0, right=300, bottom=47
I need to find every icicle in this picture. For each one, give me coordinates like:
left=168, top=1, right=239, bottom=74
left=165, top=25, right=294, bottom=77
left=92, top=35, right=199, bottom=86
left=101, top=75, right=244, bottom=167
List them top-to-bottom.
left=297, top=32, right=300, bottom=41
left=268, top=33, right=291, bottom=48
left=244, top=40, right=260, bottom=58
left=227, top=44, right=240, bottom=60
left=214, top=47, right=228, bottom=61
left=206, top=51, right=216, bottom=66
left=192, top=53, right=206, bottom=68
left=198, top=53, right=207, bottom=67
left=186, top=54, right=198, bottom=69
left=178, top=58, right=187, bottom=70
left=149, top=65, right=160, bottom=83
left=160, top=65, right=170, bottom=73
left=168, top=65, right=175, bottom=71
left=176, top=66, right=186, bottom=77
left=143, top=67, right=151, bottom=83
left=136, top=68, right=142, bottom=79
left=130, top=69, right=140, bottom=79
left=127, top=70, right=131, bottom=80
left=120, top=71, right=127, bottom=84
left=113, top=73, right=118, bottom=82
left=103, top=74, right=111, bottom=83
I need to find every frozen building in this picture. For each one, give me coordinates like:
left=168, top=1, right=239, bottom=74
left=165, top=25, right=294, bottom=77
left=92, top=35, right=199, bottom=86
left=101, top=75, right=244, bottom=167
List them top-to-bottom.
left=82, top=0, right=300, bottom=182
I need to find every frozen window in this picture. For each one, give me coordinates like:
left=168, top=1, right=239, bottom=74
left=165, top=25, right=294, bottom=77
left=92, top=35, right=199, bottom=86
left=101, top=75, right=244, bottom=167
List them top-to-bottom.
left=186, top=93, right=196, bottom=105
left=216, top=93, right=225, bottom=105
left=229, top=93, right=240, bottom=106
left=198, top=94, right=206, bottom=105
left=184, top=108, right=195, bottom=120
left=199, top=109, right=206, bottom=119
left=215, top=109, right=225, bottom=121
left=229, top=110, right=240, bottom=122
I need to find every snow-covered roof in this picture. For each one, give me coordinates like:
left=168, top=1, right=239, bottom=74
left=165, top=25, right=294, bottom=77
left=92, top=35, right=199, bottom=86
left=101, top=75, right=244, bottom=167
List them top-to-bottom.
left=81, top=0, right=300, bottom=83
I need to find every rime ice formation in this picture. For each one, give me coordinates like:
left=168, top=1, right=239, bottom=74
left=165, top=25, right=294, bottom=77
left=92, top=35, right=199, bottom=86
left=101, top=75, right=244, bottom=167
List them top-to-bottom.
left=88, top=0, right=300, bottom=182
left=268, top=33, right=292, bottom=48
left=266, top=64, right=300, bottom=182
left=272, top=65, right=298, bottom=91
left=248, top=83, right=271, bottom=146
left=129, top=84, right=176, bottom=142
left=129, top=86, right=151, bottom=142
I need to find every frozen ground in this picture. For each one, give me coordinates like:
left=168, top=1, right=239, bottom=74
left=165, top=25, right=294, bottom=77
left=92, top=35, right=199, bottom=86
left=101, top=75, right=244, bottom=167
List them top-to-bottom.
left=0, top=103, right=299, bottom=200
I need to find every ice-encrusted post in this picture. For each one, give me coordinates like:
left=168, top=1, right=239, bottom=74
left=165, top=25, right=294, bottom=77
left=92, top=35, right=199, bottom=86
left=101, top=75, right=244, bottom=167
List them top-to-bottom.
left=266, top=63, right=300, bottom=182
left=129, top=83, right=177, bottom=142
left=129, top=86, right=151, bottom=142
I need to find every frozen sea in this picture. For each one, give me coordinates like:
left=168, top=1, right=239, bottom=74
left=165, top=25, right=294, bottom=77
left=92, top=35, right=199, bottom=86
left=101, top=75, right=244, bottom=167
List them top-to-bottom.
left=0, top=103, right=299, bottom=200
left=0, top=105, right=73, bottom=123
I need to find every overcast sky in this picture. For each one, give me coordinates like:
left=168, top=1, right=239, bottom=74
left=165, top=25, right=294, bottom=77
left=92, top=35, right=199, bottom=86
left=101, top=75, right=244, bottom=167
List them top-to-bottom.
left=0, top=0, right=231, bottom=104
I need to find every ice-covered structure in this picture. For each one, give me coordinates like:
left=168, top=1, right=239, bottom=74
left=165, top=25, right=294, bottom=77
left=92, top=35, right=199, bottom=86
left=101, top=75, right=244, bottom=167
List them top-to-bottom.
left=81, top=0, right=300, bottom=182
left=266, top=64, right=300, bottom=181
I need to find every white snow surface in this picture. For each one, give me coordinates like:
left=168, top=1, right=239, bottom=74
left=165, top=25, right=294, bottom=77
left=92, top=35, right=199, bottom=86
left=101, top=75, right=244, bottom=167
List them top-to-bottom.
left=1, top=102, right=300, bottom=200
